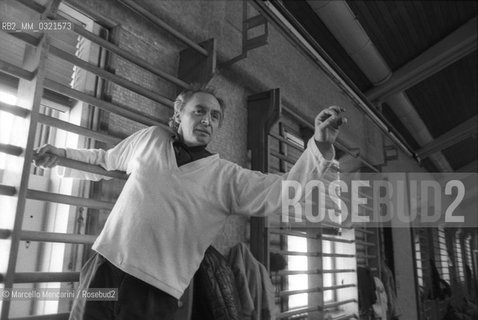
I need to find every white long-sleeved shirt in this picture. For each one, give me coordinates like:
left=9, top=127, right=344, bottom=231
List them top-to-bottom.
left=62, top=126, right=334, bottom=299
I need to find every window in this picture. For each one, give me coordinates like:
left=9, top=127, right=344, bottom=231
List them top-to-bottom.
left=0, top=90, right=19, bottom=175
left=31, top=104, right=67, bottom=176
left=436, top=227, right=450, bottom=282
left=455, top=232, right=465, bottom=282
left=415, top=234, right=424, bottom=288
left=464, top=235, right=473, bottom=270
left=287, top=236, right=309, bottom=309
left=322, top=238, right=335, bottom=302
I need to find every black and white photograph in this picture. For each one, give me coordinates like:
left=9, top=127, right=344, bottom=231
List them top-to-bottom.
left=0, top=0, right=477, bottom=319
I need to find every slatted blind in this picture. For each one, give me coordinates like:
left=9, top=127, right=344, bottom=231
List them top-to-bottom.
left=433, top=227, right=450, bottom=282
left=454, top=231, right=465, bottom=282
left=464, top=235, right=473, bottom=274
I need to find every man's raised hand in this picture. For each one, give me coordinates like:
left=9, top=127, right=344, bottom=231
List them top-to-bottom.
left=314, top=106, right=347, bottom=145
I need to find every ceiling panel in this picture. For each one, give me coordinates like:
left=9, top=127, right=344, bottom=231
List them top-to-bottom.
left=347, top=0, right=478, bottom=70
left=405, top=53, right=478, bottom=138
left=442, top=136, right=478, bottom=170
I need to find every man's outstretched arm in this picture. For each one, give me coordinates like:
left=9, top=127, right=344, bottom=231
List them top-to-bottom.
left=231, top=106, right=347, bottom=217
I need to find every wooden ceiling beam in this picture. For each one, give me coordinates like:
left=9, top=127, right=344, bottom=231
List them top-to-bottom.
left=367, top=17, right=477, bottom=101
left=416, top=115, right=478, bottom=160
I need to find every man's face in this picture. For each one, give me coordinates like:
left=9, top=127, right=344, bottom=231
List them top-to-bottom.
left=178, top=92, right=222, bottom=147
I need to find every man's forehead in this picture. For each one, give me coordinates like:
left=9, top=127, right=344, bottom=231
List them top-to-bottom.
left=191, top=92, right=221, bottom=111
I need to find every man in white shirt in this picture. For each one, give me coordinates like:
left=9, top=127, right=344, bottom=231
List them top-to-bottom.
left=34, top=85, right=346, bottom=320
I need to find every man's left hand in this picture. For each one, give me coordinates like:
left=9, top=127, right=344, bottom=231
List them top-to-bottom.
left=314, top=106, right=347, bottom=144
